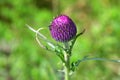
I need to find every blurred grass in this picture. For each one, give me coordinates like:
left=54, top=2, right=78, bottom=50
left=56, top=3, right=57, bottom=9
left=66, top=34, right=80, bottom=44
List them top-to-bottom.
left=0, top=0, right=120, bottom=80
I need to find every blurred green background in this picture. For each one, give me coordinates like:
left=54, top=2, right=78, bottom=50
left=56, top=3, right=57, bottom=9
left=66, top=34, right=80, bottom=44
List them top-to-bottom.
left=0, top=0, right=120, bottom=80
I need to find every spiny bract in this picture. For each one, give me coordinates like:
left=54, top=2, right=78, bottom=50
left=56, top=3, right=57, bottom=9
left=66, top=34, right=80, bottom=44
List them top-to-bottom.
left=49, top=15, right=77, bottom=42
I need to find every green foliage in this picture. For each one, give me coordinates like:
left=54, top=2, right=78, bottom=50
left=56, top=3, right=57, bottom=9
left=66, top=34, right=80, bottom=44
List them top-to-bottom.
left=0, top=0, right=120, bottom=80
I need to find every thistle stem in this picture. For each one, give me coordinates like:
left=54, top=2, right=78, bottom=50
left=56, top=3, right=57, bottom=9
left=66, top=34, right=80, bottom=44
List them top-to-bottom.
left=64, top=42, right=70, bottom=80
left=64, top=53, right=70, bottom=80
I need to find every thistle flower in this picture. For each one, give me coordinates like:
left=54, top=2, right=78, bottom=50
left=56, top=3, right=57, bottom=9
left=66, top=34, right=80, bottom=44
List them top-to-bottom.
left=27, top=14, right=120, bottom=80
left=49, top=15, right=77, bottom=42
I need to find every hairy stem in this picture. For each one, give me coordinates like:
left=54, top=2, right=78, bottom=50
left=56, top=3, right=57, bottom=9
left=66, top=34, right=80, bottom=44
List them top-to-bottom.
left=64, top=42, right=70, bottom=80
left=64, top=53, right=70, bottom=80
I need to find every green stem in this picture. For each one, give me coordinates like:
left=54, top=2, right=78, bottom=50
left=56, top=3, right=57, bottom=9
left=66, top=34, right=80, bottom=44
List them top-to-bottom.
left=64, top=42, right=70, bottom=80
left=64, top=52, right=70, bottom=80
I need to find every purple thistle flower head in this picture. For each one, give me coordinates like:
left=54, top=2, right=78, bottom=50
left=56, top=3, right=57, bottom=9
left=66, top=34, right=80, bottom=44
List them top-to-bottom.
left=49, top=15, right=77, bottom=42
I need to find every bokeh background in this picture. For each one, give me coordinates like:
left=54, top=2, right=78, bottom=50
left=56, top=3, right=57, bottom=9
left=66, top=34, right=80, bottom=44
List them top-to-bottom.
left=0, top=0, right=120, bottom=80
